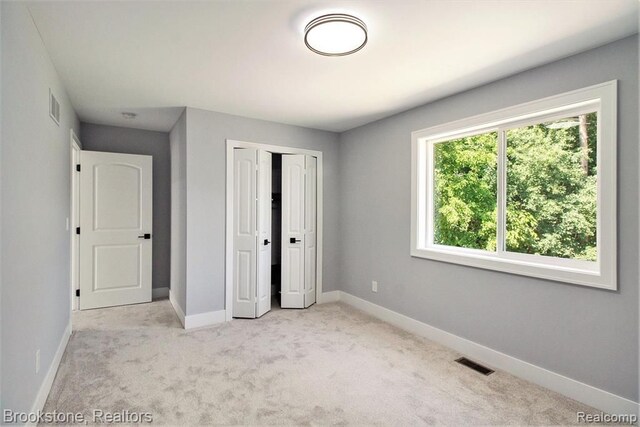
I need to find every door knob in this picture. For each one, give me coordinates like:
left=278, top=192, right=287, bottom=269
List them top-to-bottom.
left=138, top=233, right=152, bottom=239
left=289, top=237, right=301, bottom=244
left=264, top=239, right=271, bottom=246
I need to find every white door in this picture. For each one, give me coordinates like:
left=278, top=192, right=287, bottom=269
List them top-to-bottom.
left=71, top=139, right=81, bottom=310
left=233, top=148, right=258, bottom=318
left=233, top=148, right=273, bottom=319
left=256, top=150, right=272, bottom=317
left=79, top=151, right=153, bottom=310
left=281, top=154, right=306, bottom=308
left=304, top=155, right=317, bottom=307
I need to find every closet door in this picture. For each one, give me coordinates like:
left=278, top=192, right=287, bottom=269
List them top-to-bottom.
left=232, top=148, right=257, bottom=318
left=256, top=150, right=272, bottom=317
left=281, top=154, right=305, bottom=308
left=304, top=155, right=317, bottom=307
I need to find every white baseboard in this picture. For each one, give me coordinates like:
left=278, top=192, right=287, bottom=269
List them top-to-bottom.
left=152, top=287, right=170, bottom=299
left=169, top=290, right=185, bottom=328
left=169, top=290, right=225, bottom=330
left=318, top=290, right=340, bottom=304
left=336, top=291, right=639, bottom=417
left=184, top=309, right=226, bottom=329
left=28, top=320, right=72, bottom=425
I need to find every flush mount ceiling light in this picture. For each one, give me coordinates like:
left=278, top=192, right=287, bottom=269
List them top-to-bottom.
left=304, top=13, right=367, bottom=56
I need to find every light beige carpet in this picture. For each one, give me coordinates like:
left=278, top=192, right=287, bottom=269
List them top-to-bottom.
left=44, top=300, right=596, bottom=425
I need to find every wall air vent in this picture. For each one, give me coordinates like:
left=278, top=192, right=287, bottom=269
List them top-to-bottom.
left=49, top=89, right=60, bottom=126
left=455, top=357, right=495, bottom=376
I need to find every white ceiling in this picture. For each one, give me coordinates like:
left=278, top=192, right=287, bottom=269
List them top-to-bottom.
left=28, top=0, right=638, bottom=133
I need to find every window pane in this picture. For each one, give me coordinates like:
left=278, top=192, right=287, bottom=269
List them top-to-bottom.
left=505, top=112, right=597, bottom=261
left=433, top=132, right=498, bottom=250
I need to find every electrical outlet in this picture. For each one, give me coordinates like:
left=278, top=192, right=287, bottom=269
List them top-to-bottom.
left=372, top=280, right=378, bottom=293
left=36, top=349, right=40, bottom=374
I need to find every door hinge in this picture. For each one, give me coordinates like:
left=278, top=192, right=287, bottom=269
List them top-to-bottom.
left=76, top=164, right=81, bottom=172
left=76, top=227, right=80, bottom=235
left=75, top=289, right=80, bottom=297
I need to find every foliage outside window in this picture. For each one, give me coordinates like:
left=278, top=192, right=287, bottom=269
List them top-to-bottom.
left=411, top=82, right=617, bottom=290
left=505, top=114, right=597, bottom=261
left=433, top=132, right=498, bottom=251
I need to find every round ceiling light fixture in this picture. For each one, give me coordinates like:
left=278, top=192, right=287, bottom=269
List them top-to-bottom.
left=304, top=13, right=367, bottom=56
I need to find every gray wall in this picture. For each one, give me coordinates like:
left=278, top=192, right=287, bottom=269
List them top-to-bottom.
left=0, top=0, right=4, bottom=408
left=1, top=2, right=80, bottom=413
left=337, top=35, right=639, bottom=401
left=181, top=107, right=340, bottom=315
left=169, top=110, right=187, bottom=313
left=80, top=123, right=171, bottom=291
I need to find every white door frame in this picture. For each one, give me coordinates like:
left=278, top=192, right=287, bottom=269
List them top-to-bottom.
left=70, top=130, right=81, bottom=311
left=225, top=139, right=323, bottom=321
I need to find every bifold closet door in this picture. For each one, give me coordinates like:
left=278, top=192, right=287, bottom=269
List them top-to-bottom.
left=232, top=147, right=272, bottom=319
left=233, top=148, right=258, bottom=318
left=256, top=150, right=272, bottom=317
left=281, top=154, right=317, bottom=309
left=281, top=154, right=305, bottom=308
left=304, top=155, right=317, bottom=307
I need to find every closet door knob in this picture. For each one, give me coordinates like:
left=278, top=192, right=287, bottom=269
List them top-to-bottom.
left=289, top=237, right=301, bottom=244
left=264, top=239, right=271, bottom=246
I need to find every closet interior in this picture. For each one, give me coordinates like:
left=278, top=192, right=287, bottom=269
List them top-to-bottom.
left=271, top=154, right=282, bottom=307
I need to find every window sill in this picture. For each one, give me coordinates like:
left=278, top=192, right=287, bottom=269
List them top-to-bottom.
left=411, top=247, right=615, bottom=291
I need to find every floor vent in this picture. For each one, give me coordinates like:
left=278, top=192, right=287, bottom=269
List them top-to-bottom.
left=455, top=357, right=494, bottom=376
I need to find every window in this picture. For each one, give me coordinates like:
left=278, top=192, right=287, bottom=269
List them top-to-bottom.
left=411, top=82, right=616, bottom=290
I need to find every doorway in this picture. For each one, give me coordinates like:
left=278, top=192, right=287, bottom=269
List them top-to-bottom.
left=225, top=140, right=324, bottom=321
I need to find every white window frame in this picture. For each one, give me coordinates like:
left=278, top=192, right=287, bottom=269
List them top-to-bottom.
left=411, top=81, right=617, bottom=290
